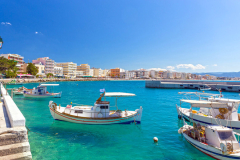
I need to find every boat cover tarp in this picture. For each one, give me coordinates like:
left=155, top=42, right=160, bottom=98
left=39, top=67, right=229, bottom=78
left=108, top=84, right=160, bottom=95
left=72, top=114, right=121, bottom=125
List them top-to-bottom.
left=40, top=84, right=59, bottom=86
left=104, top=92, right=135, bottom=97
left=181, top=99, right=228, bottom=108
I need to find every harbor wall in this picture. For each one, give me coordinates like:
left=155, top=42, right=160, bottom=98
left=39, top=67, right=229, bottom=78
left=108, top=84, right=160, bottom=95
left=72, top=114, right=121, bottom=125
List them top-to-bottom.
left=145, top=80, right=240, bottom=92
left=0, top=83, right=32, bottom=159
left=1, top=85, right=25, bottom=127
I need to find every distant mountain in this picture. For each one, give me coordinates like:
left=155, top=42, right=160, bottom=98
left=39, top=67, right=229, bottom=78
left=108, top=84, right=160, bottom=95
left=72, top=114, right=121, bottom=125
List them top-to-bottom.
left=194, top=72, right=240, bottom=77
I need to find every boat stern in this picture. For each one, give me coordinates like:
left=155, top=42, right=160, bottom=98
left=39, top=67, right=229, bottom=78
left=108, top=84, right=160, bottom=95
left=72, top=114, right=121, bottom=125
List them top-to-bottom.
left=49, top=101, right=58, bottom=119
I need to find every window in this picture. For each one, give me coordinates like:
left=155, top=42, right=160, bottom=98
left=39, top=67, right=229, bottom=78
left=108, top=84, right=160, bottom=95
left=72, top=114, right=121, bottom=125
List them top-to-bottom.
left=180, top=85, right=183, bottom=87
left=190, top=85, right=193, bottom=87
left=228, top=87, right=232, bottom=89
left=100, top=106, right=108, bottom=109
left=75, top=110, right=83, bottom=113
left=218, top=131, right=235, bottom=141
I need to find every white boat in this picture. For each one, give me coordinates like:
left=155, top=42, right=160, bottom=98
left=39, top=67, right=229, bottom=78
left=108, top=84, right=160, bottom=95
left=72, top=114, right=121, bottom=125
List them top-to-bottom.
left=23, top=84, right=61, bottom=98
left=13, top=86, right=29, bottom=95
left=198, top=87, right=211, bottom=91
left=48, top=92, right=143, bottom=125
left=176, top=92, right=240, bottom=132
left=179, top=121, right=240, bottom=160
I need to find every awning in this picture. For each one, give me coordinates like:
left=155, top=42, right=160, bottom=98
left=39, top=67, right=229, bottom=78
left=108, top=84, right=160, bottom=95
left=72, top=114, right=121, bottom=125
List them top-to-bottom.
left=40, top=84, right=59, bottom=87
left=104, top=92, right=136, bottom=97
left=181, top=99, right=228, bottom=108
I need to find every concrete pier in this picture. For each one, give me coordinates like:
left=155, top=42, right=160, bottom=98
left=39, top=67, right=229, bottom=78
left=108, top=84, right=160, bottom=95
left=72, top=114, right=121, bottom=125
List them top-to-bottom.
left=145, top=80, right=240, bottom=92
left=0, top=83, right=32, bottom=159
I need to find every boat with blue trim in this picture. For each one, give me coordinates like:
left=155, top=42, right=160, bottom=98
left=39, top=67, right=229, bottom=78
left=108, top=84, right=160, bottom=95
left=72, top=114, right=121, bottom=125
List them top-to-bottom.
left=23, top=84, right=61, bottom=98
left=48, top=92, right=143, bottom=125
left=176, top=92, right=240, bottom=132
left=179, top=121, right=240, bottom=160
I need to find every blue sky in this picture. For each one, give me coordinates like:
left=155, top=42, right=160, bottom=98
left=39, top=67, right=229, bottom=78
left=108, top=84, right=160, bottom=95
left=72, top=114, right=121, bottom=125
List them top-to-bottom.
left=0, top=0, right=240, bottom=72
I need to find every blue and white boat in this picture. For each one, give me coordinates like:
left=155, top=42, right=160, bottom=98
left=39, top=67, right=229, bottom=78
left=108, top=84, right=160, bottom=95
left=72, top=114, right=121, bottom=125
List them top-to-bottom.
left=23, top=84, right=61, bottom=98
left=48, top=92, right=143, bottom=125
left=179, top=121, right=240, bottom=160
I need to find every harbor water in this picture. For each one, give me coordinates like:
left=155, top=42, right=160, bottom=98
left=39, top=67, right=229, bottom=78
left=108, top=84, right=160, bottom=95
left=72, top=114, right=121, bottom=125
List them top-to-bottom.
left=9, top=81, right=240, bottom=160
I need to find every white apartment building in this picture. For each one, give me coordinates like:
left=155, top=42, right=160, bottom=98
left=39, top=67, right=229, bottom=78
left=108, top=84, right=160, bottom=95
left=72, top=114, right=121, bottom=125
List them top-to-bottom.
left=1, top=54, right=24, bottom=73
left=56, top=62, right=77, bottom=78
left=35, top=63, right=45, bottom=76
left=54, top=67, right=63, bottom=76
left=89, top=69, right=94, bottom=77
left=101, top=69, right=109, bottom=77
left=120, top=70, right=136, bottom=79
left=133, top=70, right=149, bottom=78
left=75, top=71, right=84, bottom=78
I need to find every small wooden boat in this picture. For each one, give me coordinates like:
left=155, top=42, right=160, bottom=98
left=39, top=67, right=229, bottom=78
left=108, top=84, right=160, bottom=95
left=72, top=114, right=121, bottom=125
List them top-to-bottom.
left=23, top=84, right=61, bottom=98
left=198, top=87, right=211, bottom=91
left=48, top=92, right=143, bottom=125
left=179, top=121, right=240, bottom=159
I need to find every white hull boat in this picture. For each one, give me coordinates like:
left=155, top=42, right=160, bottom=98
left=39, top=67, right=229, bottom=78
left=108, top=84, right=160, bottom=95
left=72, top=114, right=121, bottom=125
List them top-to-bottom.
left=23, top=84, right=61, bottom=98
left=48, top=92, right=143, bottom=125
left=176, top=92, right=240, bottom=133
left=179, top=122, right=240, bottom=160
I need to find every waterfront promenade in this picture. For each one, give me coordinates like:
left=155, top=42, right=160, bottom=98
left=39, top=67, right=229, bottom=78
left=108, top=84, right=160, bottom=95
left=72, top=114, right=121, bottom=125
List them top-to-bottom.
left=0, top=83, right=32, bottom=159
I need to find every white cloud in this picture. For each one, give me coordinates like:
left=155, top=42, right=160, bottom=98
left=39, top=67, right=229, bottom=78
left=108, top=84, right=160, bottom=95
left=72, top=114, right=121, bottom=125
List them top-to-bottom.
left=1, top=22, right=11, bottom=26
left=35, top=32, right=38, bottom=34
left=176, top=64, right=206, bottom=70
left=213, top=64, right=217, bottom=67
left=166, top=66, right=175, bottom=71
left=148, top=68, right=167, bottom=71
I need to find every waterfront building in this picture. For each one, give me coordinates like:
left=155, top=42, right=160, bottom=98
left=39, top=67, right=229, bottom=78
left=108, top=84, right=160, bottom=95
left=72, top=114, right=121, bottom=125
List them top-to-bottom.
left=1, top=54, right=24, bottom=73
left=32, top=57, right=55, bottom=74
left=56, top=62, right=77, bottom=78
left=22, top=63, right=28, bottom=73
left=34, top=63, right=45, bottom=76
left=77, top=64, right=90, bottom=76
left=54, top=66, right=63, bottom=76
left=92, top=68, right=102, bottom=77
left=110, top=68, right=120, bottom=78
left=89, top=69, right=94, bottom=77
left=101, top=69, right=109, bottom=77
left=133, top=69, right=149, bottom=79
left=120, top=70, right=136, bottom=79
left=75, top=71, right=84, bottom=78
left=181, top=72, right=187, bottom=80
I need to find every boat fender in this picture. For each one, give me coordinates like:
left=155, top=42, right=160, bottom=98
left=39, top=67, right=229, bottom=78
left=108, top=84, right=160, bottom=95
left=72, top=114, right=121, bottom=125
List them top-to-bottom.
left=178, top=115, right=182, bottom=119
left=178, top=127, right=183, bottom=134
left=153, top=137, right=158, bottom=142
left=220, top=143, right=227, bottom=154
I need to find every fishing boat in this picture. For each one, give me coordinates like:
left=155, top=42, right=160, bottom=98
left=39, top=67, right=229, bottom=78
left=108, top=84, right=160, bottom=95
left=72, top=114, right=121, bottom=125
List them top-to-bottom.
left=23, top=84, right=61, bottom=98
left=13, top=86, right=30, bottom=95
left=48, top=92, right=143, bottom=124
left=176, top=92, right=240, bottom=132
left=179, top=121, right=240, bottom=159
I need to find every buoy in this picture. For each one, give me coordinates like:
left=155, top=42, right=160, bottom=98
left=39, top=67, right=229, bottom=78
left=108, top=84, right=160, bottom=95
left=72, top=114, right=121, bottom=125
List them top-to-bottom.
left=71, top=102, right=72, bottom=104
left=153, top=137, right=158, bottom=142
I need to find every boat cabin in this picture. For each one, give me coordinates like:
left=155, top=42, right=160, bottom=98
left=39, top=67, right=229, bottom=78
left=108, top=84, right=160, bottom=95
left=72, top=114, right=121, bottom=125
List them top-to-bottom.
left=205, top=125, right=240, bottom=151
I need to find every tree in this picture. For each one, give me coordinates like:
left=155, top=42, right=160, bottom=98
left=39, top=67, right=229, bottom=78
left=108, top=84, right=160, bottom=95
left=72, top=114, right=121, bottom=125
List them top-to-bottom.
left=0, top=56, right=10, bottom=74
left=27, top=63, right=38, bottom=76
left=47, top=73, right=53, bottom=78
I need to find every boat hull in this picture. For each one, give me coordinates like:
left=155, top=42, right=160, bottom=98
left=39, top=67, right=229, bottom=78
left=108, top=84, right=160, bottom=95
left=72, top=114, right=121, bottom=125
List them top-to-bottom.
left=24, top=93, right=55, bottom=98
left=49, top=107, right=142, bottom=125
left=183, top=133, right=240, bottom=160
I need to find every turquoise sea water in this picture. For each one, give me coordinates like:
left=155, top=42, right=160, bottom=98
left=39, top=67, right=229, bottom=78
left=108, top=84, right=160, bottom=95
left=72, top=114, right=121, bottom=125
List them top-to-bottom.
left=8, top=81, right=240, bottom=160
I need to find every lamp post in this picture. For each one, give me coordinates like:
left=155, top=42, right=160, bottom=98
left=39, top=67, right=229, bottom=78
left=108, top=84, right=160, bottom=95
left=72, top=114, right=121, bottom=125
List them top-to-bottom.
left=0, top=36, right=3, bottom=49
